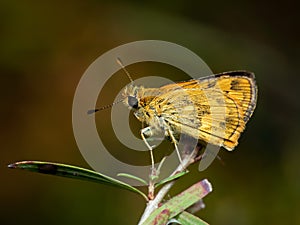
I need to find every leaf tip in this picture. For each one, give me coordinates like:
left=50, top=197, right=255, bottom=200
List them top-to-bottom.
left=7, top=161, right=33, bottom=169
left=7, top=163, right=16, bottom=169
left=201, top=179, right=213, bottom=193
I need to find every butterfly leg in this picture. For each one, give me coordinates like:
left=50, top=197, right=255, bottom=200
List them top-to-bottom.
left=141, top=126, right=158, bottom=199
left=140, top=127, right=156, bottom=172
left=166, top=127, right=183, bottom=164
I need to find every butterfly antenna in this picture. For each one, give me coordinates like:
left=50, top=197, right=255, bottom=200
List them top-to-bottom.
left=88, top=57, right=132, bottom=115
left=116, top=57, right=134, bottom=83
left=87, top=98, right=124, bottom=115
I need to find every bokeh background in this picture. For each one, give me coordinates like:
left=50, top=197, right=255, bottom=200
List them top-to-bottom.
left=1, top=1, right=299, bottom=224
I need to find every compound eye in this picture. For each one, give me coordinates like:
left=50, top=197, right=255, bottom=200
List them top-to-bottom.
left=127, top=96, right=138, bottom=109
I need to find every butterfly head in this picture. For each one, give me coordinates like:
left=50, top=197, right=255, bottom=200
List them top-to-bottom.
left=122, top=84, right=142, bottom=110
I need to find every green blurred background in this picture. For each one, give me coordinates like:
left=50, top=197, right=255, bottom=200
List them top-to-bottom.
left=1, top=0, right=299, bottom=224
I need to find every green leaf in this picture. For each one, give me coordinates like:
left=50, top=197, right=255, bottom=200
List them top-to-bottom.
left=8, top=161, right=148, bottom=201
left=155, top=170, right=189, bottom=188
left=117, top=173, right=148, bottom=186
left=142, top=179, right=212, bottom=225
left=154, top=209, right=171, bottom=225
left=176, top=211, right=209, bottom=225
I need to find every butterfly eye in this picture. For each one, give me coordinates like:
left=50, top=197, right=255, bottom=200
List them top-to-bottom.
left=128, top=96, right=139, bottom=109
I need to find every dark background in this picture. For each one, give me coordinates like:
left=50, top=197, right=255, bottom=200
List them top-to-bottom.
left=1, top=0, right=299, bottom=224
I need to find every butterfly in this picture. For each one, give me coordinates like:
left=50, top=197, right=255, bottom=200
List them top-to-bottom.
left=89, top=59, right=258, bottom=174
left=122, top=69, right=257, bottom=167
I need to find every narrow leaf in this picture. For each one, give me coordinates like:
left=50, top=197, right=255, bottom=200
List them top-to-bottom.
left=8, top=161, right=148, bottom=200
left=155, top=170, right=189, bottom=188
left=117, top=173, right=148, bottom=186
left=142, top=179, right=212, bottom=225
left=154, top=209, right=170, bottom=225
left=177, top=211, right=209, bottom=225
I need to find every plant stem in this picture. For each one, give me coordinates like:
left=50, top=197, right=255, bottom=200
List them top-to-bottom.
left=138, top=145, right=201, bottom=225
